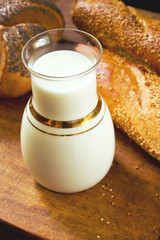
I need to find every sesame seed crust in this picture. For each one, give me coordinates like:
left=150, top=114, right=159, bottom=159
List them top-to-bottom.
left=72, top=0, right=160, bottom=73
left=96, top=48, right=160, bottom=161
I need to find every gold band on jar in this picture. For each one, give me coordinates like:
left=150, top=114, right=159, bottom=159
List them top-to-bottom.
left=29, top=95, right=102, bottom=129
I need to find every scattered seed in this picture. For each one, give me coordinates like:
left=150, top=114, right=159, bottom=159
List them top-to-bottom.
left=101, top=185, right=105, bottom=188
left=109, top=188, right=113, bottom=192
left=101, top=193, right=105, bottom=196
left=155, top=193, right=159, bottom=197
left=111, top=195, right=114, bottom=198
left=111, top=202, right=115, bottom=206
left=127, top=212, right=131, bottom=216
left=101, top=218, right=104, bottom=222
left=106, top=221, right=111, bottom=224
left=97, top=235, right=101, bottom=239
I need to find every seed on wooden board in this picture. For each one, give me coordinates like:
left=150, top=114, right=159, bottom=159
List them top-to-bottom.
left=106, top=221, right=111, bottom=225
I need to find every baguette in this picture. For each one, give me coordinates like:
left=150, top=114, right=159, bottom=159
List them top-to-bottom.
left=72, top=0, right=160, bottom=73
left=97, top=48, right=160, bottom=161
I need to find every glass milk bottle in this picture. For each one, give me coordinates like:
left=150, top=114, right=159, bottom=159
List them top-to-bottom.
left=21, top=28, right=115, bottom=193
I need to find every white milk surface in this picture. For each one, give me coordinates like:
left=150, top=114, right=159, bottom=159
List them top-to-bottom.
left=31, top=50, right=97, bottom=120
left=33, top=50, right=92, bottom=77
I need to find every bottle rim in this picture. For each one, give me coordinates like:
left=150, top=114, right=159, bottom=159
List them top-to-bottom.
left=21, top=28, right=103, bottom=81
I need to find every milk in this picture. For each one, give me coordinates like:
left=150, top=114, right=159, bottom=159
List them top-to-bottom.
left=30, top=50, right=98, bottom=120
left=33, top=50, right=92, bottom=77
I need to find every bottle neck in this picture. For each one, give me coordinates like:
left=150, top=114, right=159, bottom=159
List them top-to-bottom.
left=31, top=70, right=98, bottom=121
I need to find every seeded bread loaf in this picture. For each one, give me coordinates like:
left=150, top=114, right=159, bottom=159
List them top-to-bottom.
left=0, top=0, right=64, bottom=98
left=0, top=0, right=64, bottom=30
left=72, top=0, right=160, bottom=73
left=0, top=24, right=46, bottom=98
left=97, top=48, right=160, bottom=161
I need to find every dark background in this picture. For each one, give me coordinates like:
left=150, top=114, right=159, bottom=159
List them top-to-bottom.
left=123, top=0, right=160, bottom=13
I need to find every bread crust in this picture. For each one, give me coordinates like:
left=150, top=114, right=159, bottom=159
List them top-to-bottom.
left=0, top=0, right=64, bottom=98
left=0, top=0, right=64, bottom=29
left=72, top=0, right=160, bottom=73
left=0, top=24, right=46, bottom=98
left=0, top=31, right=6, bottom=81
left=97, top=48, right=160, bottom=161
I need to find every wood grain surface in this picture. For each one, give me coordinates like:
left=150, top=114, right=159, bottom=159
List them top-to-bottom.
left=0, top=0, right=160, bottom=239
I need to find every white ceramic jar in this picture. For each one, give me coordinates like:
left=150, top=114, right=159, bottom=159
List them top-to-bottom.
left=21, top=28, right=115, bottom=193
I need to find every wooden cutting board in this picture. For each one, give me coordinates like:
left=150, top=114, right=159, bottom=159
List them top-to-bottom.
left=0, top=0, right=160, bottom=239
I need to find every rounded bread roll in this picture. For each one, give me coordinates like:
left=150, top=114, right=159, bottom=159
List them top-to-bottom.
left=0, top=0, right=64, bottom=98
left=0, top=24, right=46, bottom=98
